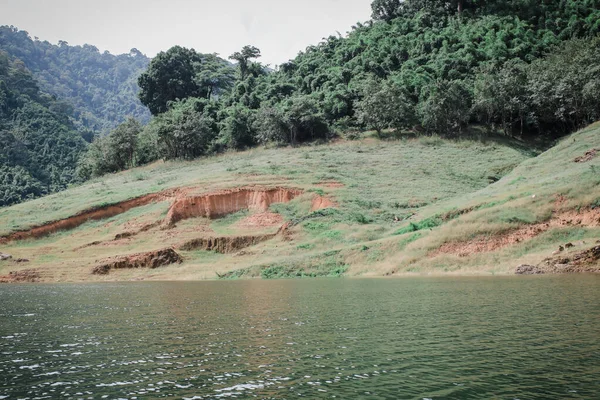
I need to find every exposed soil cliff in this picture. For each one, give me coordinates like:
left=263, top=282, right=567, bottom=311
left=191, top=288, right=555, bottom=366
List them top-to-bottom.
left=164, top=187, right=302, bottom=226
left=0, top=189, right=182, bottom=243
left=311, top=195, right=337, bottom=211
left=432, top=207, right=600, bottom=257
left=178, top=234, right=276, bottom=253
left=516, top=245, right=600, bottom=274
left=92, top=248, right=182, bottom=275
left=0, top=268, right=41, bottom=283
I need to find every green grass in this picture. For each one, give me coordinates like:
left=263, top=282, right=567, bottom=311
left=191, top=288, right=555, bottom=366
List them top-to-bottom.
left=2, top=124, right=599, bottom=280
left=0, top=134, right=530, bottom=236
left=210, top=210, right=249, bottom=234
left=221, top=252, right=349, bottom=279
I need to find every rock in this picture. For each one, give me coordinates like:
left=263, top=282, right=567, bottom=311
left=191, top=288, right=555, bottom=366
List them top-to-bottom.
left=574, top=148, right=598, bottom=163
left=535, top=245, right=600, bottom=274
left=93, top=248, right=183, bottom=275
left=515, top=264, right=544, bottom=275
left=0, top=269, right=41, bottom=283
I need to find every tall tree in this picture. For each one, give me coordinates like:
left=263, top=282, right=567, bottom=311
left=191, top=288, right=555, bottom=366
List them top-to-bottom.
left=138, top=46, right=203, bottom=115
left=229, top=46, right=261, bottom=80
left=193, top=53, right=236, bottom=100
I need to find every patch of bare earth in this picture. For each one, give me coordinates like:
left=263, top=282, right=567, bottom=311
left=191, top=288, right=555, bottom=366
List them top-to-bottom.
left=574, top=148, right=598, bottom=163
left=316, top=180, right=344, bottom=188
left=3, top=185, right=340, bottom=281
left=164, top=186, right=302, bottom=226
left=0, top=188, right=187, bottom=243
left=311, top=195, right=337, bottom=211
left=432, top=207, right=600, bottom=257
left=236, top=212, right=283, bottom=228
left=178, top=234, right=276, bottom=253
left=516, top=244, right=600, bottom=274
left=93, top=248, right=182, bottom=275
left=0, top=268, right=41, bottom=283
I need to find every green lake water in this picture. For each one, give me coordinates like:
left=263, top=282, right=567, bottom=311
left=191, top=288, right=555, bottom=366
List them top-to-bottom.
left=1, top=276, right=599, bottom=399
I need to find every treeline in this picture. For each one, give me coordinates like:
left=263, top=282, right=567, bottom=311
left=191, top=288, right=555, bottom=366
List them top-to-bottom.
left=79, top=0, right=600, bottom=179
left=0, top=26, right=151, bottom=135
left=0, top=52, right=86, bottom=206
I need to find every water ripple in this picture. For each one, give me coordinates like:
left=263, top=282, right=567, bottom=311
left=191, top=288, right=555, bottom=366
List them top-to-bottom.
left=0, top=276, right=599, bottom=398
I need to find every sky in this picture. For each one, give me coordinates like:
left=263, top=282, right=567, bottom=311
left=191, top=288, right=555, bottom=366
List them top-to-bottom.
left=0, top=0, right=372, bottom=66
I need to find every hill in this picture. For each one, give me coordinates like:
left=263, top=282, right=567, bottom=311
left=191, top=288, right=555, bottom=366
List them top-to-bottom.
left=78, top=0, right=600, bottom=182
left=0, top=26, right=151, bottom=134
left=0, top=52, right=87, bottom=207
left=0, top=123, right=598, bottom=282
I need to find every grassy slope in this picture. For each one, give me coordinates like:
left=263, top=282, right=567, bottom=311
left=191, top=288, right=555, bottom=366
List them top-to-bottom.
left=0, top=125, right=598, bottom=281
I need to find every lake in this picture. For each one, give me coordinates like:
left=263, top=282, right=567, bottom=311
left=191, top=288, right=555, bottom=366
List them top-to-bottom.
left=1, top=276, right=599, bottom=399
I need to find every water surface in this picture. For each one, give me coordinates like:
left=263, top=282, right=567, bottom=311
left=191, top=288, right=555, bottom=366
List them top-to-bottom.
left=1, top=276, right=599, bottom=399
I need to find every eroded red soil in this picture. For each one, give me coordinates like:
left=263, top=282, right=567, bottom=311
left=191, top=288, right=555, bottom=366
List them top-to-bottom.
left=164, top=187, right=302, bottom=225
left=432, top=207, right=600, bottom=257
left=93, top=248, right=182, bottom=275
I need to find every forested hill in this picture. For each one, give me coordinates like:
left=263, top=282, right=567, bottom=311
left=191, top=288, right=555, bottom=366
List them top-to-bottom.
left=3, top=0, right=600, bottom=207
left=83, top=0, right=600, bottom=180
left=0, top=26, right=151, bottom=135
left=0, top=52, right=86, bottom=206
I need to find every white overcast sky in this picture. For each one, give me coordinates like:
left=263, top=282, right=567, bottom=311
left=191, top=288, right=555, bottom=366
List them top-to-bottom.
left=0, top=0, right=372, bottom=66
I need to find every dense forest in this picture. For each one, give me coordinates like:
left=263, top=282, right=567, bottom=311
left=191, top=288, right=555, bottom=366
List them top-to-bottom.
left=3, top=0, right=600, bottom=205
left=80, top=0, right=600, bottom=179
left=0, top=26, right=151, bottom=135
left=0, top=52, right=86, bottom=206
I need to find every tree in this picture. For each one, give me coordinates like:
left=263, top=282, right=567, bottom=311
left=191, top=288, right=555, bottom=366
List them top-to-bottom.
left=371, top=0, right=402, bottom=21
left=526, top=37, right=600, bottom=133
left=229, top=45, right=261, bottom=80
left=138, top=46, right=204, bottom=115
left=194, top=53, right=236, bottom=100
left=472, top=60, right=529, bottom=135
left=354, top=78, right=416, bottom=135
left=418, top=80, right=472, bottom=136
left=280, top=96, right=330, bottom=144
left=153, top=98, right=218, bottom=159
left=218, top=105, right=256, bottom=149
left=254, top=106, right=288, bottom=144
left=107, top=117, right=141, bottom=169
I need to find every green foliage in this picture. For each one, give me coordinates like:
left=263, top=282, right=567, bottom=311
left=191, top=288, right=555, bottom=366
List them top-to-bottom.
left=6, top=0, right=600, bottom=202
left=0, top=26, right=150, bottom=132
left=229, top=45, right=262, bottom=80
left=138, top=46, right=234, bottom=115
left=0, top=52, right=86, bottom=206
left=354, top=78, right=416, bottom=134
left=418, top=80, right=471, bottom=136
left=153, top=98, right=218, bottom=160
left=218, top=105, right=256, bottom=149
left=77, top=117, right=142, bottom=179
left=394, top=215, right=443, bottom=235
left=260, top=260, right=348, bottom=279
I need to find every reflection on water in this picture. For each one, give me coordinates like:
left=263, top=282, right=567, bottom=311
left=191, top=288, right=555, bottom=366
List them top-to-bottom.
left=1, top=276, right=599, bottom=399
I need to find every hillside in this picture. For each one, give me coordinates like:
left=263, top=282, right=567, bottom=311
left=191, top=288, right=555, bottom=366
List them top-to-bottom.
left=76, top=0, right=600, bottom=182
left=0, top=26, right=151, bottom=133
left=0, top=52, right=87, bottom=207
left=0, top=123, right=598, bottom=282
